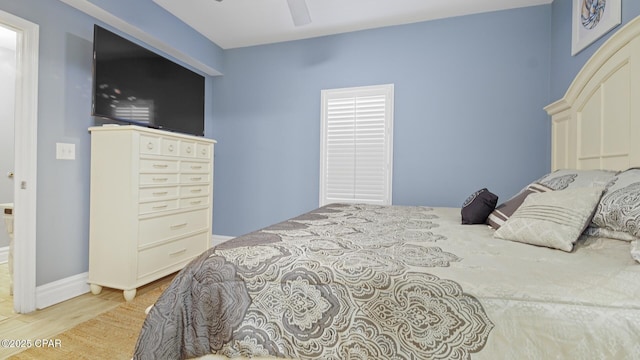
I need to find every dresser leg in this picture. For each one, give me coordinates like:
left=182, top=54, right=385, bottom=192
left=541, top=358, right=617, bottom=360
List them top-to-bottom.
left=90, top=284, right=103, bottom=295
left=123, top=289, right=137, bottom=302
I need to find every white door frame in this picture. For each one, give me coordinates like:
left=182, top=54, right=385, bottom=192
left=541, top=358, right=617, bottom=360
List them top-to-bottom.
left=0, top=10, right=39, bottom=314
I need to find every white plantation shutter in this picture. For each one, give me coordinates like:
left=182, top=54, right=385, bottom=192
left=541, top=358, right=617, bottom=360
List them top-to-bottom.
left=320, top=84, right=394, bottom=206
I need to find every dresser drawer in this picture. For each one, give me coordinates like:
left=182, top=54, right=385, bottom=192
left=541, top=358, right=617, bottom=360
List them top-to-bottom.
left=140, top=135, right=160, bottom=155
left=140, top=135, right=181, bottom=156
left=161, top=138, right=179, bottom=156
left=180, top=141, right=197, bottom=157
left=196, top=143, right=212, bottom=159
left=139, top=158, right=179, bottom=173
left=180, top=161, right=210, bottom=173
left=139, top=173, right=179, bottom=186
left=180, top=173, right=210, bottom=184
left=180, top=185, right=209, bottom=197
left=139, top=186, right=179, bottom=202
left=180, top=196, right=209, bottom=209
left=139, top=199, right=179, bottom=214
left=138, top=209, right=209, bottom=247
left=137, top=232, right=208, bottom=279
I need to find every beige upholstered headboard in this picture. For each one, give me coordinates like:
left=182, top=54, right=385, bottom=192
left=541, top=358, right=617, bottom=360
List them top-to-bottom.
left=545, top=15, right=640, bottom=171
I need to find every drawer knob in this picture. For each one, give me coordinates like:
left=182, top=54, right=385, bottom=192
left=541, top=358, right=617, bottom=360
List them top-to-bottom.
left=147, top=142, right=154, bottom=150
left=168, top=144, right=174, bottom=152
left=201, top=149, right=206, bottom=155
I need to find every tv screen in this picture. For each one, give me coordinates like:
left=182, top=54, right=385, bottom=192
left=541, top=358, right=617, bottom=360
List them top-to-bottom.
left=92, top=25, right=205, bottom=136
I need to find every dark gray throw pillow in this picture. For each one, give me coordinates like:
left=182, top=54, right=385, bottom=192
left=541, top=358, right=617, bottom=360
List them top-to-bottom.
left=461, top=188, right=498, bottom=225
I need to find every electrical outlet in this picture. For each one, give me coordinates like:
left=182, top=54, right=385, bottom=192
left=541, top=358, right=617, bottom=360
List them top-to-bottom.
left=56, top=143, right=76, bottom=160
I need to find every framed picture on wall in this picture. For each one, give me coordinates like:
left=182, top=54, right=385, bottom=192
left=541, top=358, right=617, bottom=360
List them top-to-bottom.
left=572, top=0, right=621, bottom=55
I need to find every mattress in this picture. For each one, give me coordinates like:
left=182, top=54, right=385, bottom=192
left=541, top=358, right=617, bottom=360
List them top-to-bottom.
left=133, top=204, right=640, bottom=359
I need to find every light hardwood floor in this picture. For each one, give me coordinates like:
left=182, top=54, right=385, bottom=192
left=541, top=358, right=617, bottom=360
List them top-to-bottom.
left=0, top=263, right=174, bottom=358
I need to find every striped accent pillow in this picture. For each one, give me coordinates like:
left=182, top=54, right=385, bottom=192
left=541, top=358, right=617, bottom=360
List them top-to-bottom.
left=486, top=183, right=553, bottom=229
left=493, top=187, right=604, bottom=252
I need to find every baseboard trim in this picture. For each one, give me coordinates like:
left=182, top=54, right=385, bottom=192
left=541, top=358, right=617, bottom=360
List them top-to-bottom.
left=212, top=234, right=234, bottom=247
left=32, top=236, right=235, bottom=310
left=0, top=246, right=7, bottom=264
left=35, top=272, right=90, bottom=310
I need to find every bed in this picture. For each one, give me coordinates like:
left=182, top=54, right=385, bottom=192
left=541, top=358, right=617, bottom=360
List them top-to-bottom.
left=132, top=14, right=640, bottom=360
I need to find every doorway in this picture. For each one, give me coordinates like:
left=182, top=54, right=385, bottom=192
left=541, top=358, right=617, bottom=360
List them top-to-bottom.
left=0, top=9, right=39, bottom=314
left=0, top=23, right=16, bottom=314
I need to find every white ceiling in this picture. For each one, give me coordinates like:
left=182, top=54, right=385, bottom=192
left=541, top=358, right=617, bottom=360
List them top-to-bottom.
left=153, top=0, right=552, bottom=50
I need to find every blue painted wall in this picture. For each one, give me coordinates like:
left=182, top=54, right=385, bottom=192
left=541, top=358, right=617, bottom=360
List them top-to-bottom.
left=0, top=0, right=221, bottom=285
left=3, top=0, right=638, bottom=286
left=549, top=0, right=640, bottom=100
left=212, top=6, right=552, bottom=236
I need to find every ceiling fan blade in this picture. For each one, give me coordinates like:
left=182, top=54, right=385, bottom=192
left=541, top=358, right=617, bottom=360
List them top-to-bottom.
left=287, top=0, right=311, bottom=26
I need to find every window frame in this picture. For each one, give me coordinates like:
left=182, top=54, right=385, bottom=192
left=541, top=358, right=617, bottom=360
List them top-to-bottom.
left=319, top=84, right=394, bottom=206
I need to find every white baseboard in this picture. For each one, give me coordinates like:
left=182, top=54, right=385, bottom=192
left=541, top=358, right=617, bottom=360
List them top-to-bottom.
left=212, top=234, right=234, bottom=247
left=30, top=236, right=235, bottom=310
left=0, top=246, right=7, bottom=264
left=35, top=272, right=90, bottom=310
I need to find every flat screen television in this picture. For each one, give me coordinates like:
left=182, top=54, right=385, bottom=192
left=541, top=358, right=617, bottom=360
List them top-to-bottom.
left=91, top=25, right=205, bottom=136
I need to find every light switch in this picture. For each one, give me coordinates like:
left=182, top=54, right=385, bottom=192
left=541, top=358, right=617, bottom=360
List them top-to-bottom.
left=56, top=143, right=76, bottom=160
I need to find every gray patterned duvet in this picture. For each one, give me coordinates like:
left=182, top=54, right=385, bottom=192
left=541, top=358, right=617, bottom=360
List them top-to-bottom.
left=133, top=204, right=640, bottom=359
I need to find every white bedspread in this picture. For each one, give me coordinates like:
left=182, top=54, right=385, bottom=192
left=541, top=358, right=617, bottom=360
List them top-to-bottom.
left=135, top=204, right=640, bottom=360
left=427, top=207, right=640, bottom=359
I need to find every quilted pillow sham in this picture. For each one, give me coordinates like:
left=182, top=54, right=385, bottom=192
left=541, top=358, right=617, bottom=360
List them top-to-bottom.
left=591, top=168, right=640, bottom=240
left=535, top=169, right=618, bottom=190
left=486, top=183, right=553, bottom=230
left=493, top=187, right=604, bottom=252
left=582, top=226, right=638, bottom=242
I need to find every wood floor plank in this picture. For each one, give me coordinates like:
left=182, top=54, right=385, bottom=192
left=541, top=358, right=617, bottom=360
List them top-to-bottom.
left=0, top=263, right=175, bottom=358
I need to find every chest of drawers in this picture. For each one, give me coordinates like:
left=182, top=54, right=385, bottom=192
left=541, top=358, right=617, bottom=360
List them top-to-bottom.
left=88, top=125, right=215, bottom=301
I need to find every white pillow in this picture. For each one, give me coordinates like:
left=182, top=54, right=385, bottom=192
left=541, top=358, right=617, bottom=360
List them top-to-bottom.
left=494, top=187, right=604, bottom=252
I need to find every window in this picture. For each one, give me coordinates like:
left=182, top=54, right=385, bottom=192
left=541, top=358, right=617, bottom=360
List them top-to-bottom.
left=320, top=84, right=394, bottom=206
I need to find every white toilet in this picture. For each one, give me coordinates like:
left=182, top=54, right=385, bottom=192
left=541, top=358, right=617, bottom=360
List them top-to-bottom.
left=0, top=203, right=13, bottom=296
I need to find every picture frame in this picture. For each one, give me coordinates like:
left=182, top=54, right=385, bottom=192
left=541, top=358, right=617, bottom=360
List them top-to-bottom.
left=572, top=0, right=621, bottom=56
